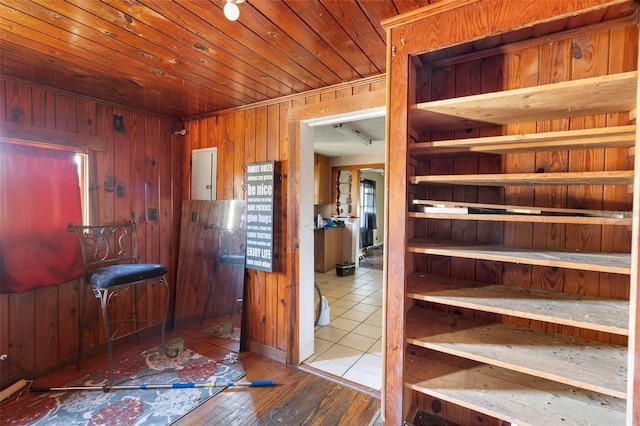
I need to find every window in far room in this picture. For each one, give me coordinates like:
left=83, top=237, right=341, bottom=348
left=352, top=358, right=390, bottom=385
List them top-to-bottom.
left=359, top=178, right=376, bottom=249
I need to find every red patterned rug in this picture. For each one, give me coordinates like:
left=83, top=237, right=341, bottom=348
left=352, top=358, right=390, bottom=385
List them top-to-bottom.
left=1, top=346, right=243, bottom=425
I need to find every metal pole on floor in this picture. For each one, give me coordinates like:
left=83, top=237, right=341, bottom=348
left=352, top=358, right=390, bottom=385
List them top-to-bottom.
left=29, top=380, right=276, bottom=393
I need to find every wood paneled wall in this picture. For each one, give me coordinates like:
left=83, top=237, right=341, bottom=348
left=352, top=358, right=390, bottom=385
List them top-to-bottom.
left=0, top=72, right=384, bottom=387
left=182, top=76, right=386, bottom=363
left=0, top=79, right=182, bottom=388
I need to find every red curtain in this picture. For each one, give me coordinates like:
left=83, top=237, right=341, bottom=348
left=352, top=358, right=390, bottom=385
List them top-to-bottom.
left=0, top=143, right=83, bottom=293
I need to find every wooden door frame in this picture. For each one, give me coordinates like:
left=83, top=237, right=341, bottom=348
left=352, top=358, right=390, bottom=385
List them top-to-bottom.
left=287, top=87, right=386, bottom=365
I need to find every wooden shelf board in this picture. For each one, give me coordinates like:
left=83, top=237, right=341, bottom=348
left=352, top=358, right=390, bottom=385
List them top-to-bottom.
left=410, top=72, right=637, bottom=132
left=409, top=125, right=636, bottom=155
left=410, top=170, right=634, bottom=186
left=411, top=199, right=632, bottom=218
left=408, top=212, right=632, bottom=225
left=407, top=239, right=631, bottom=275
left=407, top=273, right=629, bottom=335
left=406, top=307, right=627, bottom=398
left=405, top=349, right=626, bottom=426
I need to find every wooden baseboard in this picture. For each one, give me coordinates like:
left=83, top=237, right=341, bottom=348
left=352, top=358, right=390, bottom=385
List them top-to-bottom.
left=244, top=339, right=286, bottom=364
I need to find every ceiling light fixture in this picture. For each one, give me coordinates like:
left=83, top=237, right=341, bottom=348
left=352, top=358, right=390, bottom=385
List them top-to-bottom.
left=223, top=0, right=244, bottom=21
left=332, top=123, right=372, bottom=146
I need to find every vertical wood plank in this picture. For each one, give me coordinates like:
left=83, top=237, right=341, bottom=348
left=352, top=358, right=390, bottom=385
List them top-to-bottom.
left=385, top=24, right=410, bottom=425
left=565, top=31, right=609, bottom=340
left=531, top=38, right=572, bottom=334
left=502, top=47, right=538, bottom=292
left=476, top=54, right=504, bottom=285
left=451, top=59, right=481, bottom=281
left=0, top=80, right=6, bottom=121
left=5, top=83, right=32, bottom=124
left=31, top=87, right=46, bottom=128
left=55, top=94, right=77, bottom=132
left=279, top=101, right=291, bottom=355
left=264, top=103, right=279, bottom=349
left=94, top=104, right=115, bottom=224
left=111, top=108, right=133, bottom=336
left=233, top=111, right=246, bottom=200
left=221, top=113, right=235, bottom=200
left=144, top=115, right=162, bottom=323
left=214, top=115, right=226, bottom=200
left=159, top=119, right=177, bottom=321
left=34, top=285, right=58, bottom=370
left=9, top=291, right=35, bottom=374
left=0, top=294, right=12, bottom=378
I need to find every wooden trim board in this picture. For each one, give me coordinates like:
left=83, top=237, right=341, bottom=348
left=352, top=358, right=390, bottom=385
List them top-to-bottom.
left=0, top=120, right=108, bottom=152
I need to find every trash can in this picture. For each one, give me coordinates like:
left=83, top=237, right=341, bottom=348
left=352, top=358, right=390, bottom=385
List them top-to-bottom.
left=318, top=296, right=330, bottom=326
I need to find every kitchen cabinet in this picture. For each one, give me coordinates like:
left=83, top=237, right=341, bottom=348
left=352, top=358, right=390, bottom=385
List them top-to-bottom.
left=382, top=1, right=638, bottom=425
left=314, top=154, right=330, bottom=205
left=314, top=227, right=344, bottom=273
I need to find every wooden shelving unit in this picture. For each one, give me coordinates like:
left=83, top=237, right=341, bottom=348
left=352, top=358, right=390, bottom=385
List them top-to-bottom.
left=382, top=1, right=639, bottom=425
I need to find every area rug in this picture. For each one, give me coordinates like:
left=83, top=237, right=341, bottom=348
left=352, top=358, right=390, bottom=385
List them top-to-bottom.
left=202, top=322, right=240, bottom=342
left=1, top=346, right=243, bottom=425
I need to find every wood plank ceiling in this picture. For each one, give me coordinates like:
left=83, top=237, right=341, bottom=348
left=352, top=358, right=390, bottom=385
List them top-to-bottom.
left=0, top=0, right=430, bottom=119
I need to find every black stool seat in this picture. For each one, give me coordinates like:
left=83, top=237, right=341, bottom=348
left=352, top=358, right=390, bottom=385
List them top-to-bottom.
left=89, top=264, right=168, bottom=288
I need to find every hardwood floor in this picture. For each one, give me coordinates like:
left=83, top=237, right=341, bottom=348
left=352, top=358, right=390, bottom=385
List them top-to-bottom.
left=2, top=320, right=381, bottom=425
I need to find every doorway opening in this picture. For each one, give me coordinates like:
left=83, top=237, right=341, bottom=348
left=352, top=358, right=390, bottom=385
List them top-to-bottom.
left=298, top=108, right=386, bottom=392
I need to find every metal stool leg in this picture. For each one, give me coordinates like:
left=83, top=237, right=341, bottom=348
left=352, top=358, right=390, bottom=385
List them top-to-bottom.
left=156, top=277, right=170, bottom=356
left=96, top=287, right=116, bottom=387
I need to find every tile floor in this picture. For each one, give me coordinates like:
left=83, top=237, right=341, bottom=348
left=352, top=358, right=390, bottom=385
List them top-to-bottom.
left=303, top=266, right=383, bottom=391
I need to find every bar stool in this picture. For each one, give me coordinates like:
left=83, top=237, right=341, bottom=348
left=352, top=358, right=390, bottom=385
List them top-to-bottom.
left=69, top=221, right=171, bottom=386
